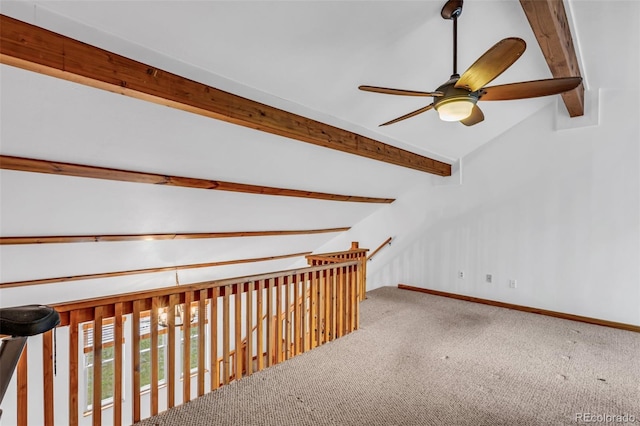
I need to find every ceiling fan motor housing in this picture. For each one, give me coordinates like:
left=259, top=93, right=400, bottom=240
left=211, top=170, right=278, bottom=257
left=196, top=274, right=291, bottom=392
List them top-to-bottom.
left=441, top=0, right=464, bottom=20
left=433, top=75, right=479, bottom=120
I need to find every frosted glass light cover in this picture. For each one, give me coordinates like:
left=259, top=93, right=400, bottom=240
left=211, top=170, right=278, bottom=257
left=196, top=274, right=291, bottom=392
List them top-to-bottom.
left=436, top=99, right=474, bottom=121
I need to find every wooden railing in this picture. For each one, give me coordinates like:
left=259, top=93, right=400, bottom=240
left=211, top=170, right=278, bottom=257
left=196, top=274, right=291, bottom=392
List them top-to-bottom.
left=367, top=237, right=392, bottom=262
left=306, top=242, right=368, bottom=302
left=4, top=248, right=365, bottom=426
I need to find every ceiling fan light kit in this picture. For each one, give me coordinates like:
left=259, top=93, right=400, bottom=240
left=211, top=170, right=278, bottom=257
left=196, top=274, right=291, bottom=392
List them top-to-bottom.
left=359, top=0, right=582, bottom=127
left=433, top=74, right=479, bottom=121
left=435, top=98, right=475, bottom=121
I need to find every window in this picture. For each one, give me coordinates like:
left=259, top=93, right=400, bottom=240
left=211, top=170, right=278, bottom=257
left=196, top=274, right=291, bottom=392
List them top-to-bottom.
left=83, top=302, right=208, bottom=413
left=172, top=302, right=208, bottom=375
left=138, top=317, right=167, bottom=390
left=83, top=318, right=125, bottom=412
left=183, top=326, right=200, bottom=373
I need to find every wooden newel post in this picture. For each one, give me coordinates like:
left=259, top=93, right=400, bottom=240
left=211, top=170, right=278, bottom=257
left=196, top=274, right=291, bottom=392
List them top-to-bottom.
left=349, top=242, right=367, bottom=302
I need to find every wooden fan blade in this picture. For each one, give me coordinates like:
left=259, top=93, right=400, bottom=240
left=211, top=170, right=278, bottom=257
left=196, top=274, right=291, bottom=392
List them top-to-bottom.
left=455, top=38, right=526, bottom=92
left=479, top=77, right=582, bottom=101
left=359, top=85, right=443, bottom=97
left=380, top=104, right=434, bottom=127
left=460, top=104, right=484, bottom=126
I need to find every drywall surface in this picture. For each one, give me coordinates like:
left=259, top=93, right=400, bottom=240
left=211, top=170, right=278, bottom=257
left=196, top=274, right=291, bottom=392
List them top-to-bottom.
left=323, top=89, right=639, bottom=326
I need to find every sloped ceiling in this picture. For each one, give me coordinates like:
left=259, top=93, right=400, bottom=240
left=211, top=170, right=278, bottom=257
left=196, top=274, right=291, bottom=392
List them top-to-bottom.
left=1, top=0, right=636, bottom=305
left=2, top=0, right=567, bottom=160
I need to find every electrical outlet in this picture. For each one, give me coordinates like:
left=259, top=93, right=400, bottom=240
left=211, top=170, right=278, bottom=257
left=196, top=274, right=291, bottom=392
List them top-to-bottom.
left=458, top=271, right=465, bottom=279
left=486, top=274, right=492, bottom=283
left=509, top=279, right=517, bottom=289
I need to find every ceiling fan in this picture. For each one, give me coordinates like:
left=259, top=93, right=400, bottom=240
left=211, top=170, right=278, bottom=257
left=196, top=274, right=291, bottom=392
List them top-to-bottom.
left=359, top=0, right=582, bottom=127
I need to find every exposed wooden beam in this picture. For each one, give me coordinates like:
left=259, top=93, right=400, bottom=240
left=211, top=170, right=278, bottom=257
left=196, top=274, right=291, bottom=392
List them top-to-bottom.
left=519, top=0, right=584, bottom=117
left=0, top=15, right=451, bottom=176
left=0, top=155, right=394, bottom=203
left=0, top=227, right=350, bottom=245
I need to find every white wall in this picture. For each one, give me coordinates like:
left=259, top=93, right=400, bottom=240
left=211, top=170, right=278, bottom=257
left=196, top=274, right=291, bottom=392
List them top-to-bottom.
left=0, top=60, right=433, bottom=309
left=318, top=89, right=640, bottom=326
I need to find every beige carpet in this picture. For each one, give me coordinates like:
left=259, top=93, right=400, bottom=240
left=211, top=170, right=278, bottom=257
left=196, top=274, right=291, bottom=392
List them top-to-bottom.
left=137, top=286, right=640, bottom=426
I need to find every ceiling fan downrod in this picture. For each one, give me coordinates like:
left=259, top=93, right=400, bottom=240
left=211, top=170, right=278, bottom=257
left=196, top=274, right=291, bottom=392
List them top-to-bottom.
left=441, top=0, right=464, bottom=77
left=453, top=14, right=458, bottom=75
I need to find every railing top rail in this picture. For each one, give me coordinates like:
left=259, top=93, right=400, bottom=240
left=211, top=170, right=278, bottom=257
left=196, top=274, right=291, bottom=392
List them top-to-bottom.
left=309, top=248, right=369, bottom=258
left=304, top=255, right=345, bottom=263
left=52, top=259, right=360, bottom=314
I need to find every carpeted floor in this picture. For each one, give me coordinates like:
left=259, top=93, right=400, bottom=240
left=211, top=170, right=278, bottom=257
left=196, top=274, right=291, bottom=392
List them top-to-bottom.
left=137, top=286, right=640, bottom=426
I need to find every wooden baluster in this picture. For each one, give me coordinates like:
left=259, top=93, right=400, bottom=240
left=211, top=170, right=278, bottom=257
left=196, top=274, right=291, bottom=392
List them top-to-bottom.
left=356, top=253, right=367, bottom=302
left=355, top=262, right=361, bottom=330
left=340, top=263, right=344, bottom=325
left=343, top=263, right=348, bottom=325
left=351, top=264, right=356, bottom=331
left=352, top=264, right=357, bottom=332
left=344, top=265, right=350, bottom=335
left=346, top=265, right=352, bottom=333
left=347, top=265, right=357, bottom=333
left=347, top=265, right=353, bottom=333
left=347, top=265, right=358, bottom=333
left=337, top=266, right=344, bottom=339
left=343, top=266, right=350, bottom=334
left=330, top=267, right=337, bottom=341
left=322, top=269, right=328, bottom=342
left=325, top=269, right=331, bottom=342
left=326, top=269, right=336, bottom=341
left=310, top=270, right=318, bottom=350
left=317, top=270, right=330, bottom=346
left=318, top=270, right=323, bottom=343
left=301, top=272, right=307, bottom=353
left=308, top=272, right=313, bottom=349
left=309, top=272, right=321, bottom=349
left=293, top=274, right=302, bottom=356
left=294, top=274, right=300, bottom=354
left=285, top=275, right=292, bottom=360
left=275, top=277, right=283, bottom=364
left=266, top=278, right=274, bottom=368
left=256, top=279, right=264, bottom=372
left=246, top=281, right=254, bottom=376
left=234, top=283, right=243, bottom=381
left=222, top=287, right=230, bottom=385
left=210, top=288, right=219, bottom=391
left=198, top=290, right=206, bottom=396
left=183, top=291, right=192, bottom=402
left=167, top=294, right=177, bottom=407
left=150, top=298, right=159, bottom=416
left=132, top=300, right=141, bottom=423
left=113, top=302, right=124, bottom=426
left=92, top=305, right=103, bottom=426
left=69, top=310, right=79, bottom=426
left=42, top=329, right=54, bottom=426
left=17, top=341, right=27, bottom=426
left=230, top=350, right=235, bottom=382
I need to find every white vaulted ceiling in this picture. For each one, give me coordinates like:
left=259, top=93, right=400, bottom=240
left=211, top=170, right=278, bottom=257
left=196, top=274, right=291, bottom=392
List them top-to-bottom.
left=2, top=0, right=572, bottom=160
